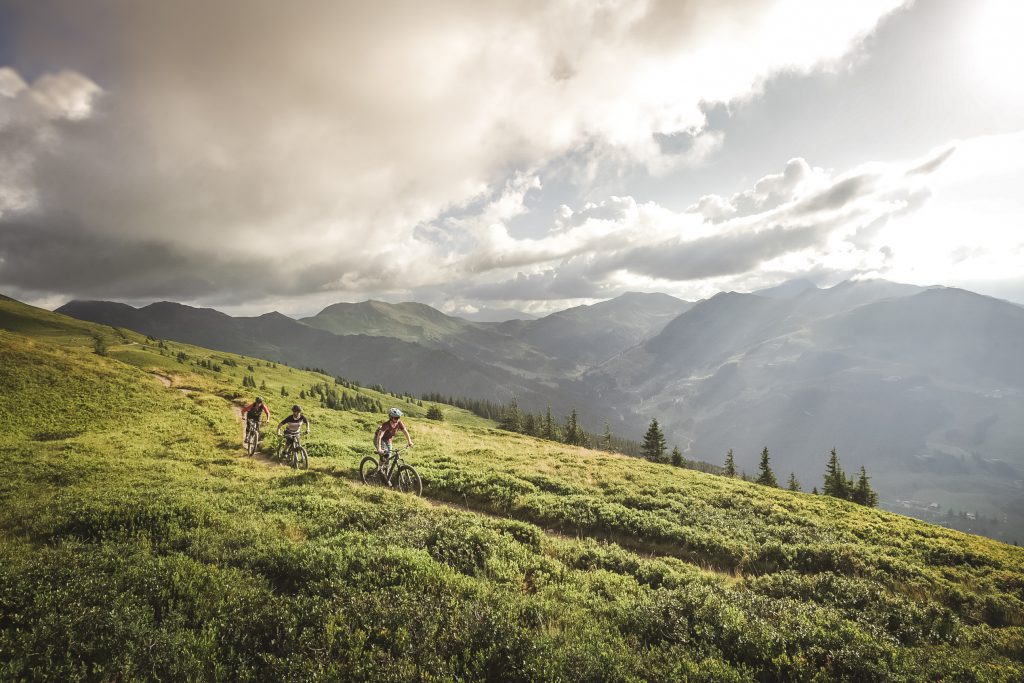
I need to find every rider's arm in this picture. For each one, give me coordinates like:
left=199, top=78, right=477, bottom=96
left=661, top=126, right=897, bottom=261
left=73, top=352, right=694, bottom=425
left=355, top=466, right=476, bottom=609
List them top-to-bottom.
left=261, top=404, right=270, bottom=422
left=302, top=415, right=310, bottom=434
left=276, top=417, right=288, bottom=435
left=400, top=423, right=413, bottom=447
left=373, top=426, right=383, bottom=452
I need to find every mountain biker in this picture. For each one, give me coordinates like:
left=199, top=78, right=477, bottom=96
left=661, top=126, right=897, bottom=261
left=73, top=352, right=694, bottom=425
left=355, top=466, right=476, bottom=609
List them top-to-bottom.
left=241, top=396, right=270, bottom=441
left=276, top=404, right=310, bottom=453
left=374, top=407, right=413, bottom=470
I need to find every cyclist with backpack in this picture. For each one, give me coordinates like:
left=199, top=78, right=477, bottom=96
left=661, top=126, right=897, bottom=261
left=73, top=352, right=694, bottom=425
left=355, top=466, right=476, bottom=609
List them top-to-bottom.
left=241, top=396, right=270, bottom=445
left=374, top=407, right=413, bottom=471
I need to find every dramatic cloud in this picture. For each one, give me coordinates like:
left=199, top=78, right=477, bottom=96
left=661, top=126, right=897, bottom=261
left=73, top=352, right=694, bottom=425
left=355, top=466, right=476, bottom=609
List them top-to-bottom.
left=0, top=0, right=908, bottom=308
left=440, top=143, right=970, bottom=310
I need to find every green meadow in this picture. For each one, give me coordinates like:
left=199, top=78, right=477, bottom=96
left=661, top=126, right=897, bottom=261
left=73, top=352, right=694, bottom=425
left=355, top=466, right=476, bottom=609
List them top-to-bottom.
left=1, top=295, right=1022, bottom=681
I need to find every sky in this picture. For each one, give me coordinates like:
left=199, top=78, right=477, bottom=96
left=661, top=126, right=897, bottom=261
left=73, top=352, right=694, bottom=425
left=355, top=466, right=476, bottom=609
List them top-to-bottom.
left=0, top=0, right=1022, bottom=318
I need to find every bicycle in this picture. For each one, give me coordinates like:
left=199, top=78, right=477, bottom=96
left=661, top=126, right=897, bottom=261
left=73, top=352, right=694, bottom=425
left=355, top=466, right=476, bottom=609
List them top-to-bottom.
left=243, top=419, right=265, bottom=456
left=277, top=431, right=309, bottom=469
left=360, top=446, right=421, bottom=495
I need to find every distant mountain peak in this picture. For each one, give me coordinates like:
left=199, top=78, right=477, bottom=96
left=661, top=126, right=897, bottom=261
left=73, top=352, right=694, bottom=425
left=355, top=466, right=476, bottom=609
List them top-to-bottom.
left=754, top=279, right=819, bottom=299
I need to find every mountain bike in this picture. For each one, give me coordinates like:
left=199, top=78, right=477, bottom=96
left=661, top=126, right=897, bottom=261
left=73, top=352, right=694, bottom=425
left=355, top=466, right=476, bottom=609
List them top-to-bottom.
left=243, top=419, right=265, bottom=456
left=277, top=431, right=309, bottom=469
left=360, top=446, right=421, bottom=495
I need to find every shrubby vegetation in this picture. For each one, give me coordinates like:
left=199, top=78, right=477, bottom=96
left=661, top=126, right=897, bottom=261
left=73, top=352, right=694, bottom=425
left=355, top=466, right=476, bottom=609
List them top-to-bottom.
left=1, top=296, right=1022, bottom=682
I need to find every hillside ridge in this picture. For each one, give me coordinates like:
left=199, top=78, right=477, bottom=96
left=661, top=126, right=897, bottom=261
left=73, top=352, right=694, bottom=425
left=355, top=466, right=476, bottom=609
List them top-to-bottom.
left=2, top=293, right=1024, bottom=680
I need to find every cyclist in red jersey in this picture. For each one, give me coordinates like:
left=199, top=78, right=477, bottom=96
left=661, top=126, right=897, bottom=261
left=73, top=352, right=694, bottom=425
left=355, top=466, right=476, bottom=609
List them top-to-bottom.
left=240, top=396, right=270, bottom=441
left=374, top=407, right=413, bottom=470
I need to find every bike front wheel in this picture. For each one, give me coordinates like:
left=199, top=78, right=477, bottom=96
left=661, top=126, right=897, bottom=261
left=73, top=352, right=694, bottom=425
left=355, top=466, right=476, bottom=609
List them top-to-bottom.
left=246, top=429, right=258, bottom=456
left=291, top=446, right=308, bottom=470
left=359, top=456, right=385, bottom=486
left=395, top=465, right=422, bottom=496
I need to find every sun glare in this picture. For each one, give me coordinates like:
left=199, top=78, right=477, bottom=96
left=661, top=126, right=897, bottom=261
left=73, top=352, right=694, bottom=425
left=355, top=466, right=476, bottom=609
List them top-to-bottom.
left=968, top=0, right=1024, bottom=98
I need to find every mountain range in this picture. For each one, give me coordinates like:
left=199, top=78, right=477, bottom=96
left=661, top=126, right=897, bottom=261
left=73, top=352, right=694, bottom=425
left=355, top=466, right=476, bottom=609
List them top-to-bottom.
left=55, top=280, right=1024, bottom=541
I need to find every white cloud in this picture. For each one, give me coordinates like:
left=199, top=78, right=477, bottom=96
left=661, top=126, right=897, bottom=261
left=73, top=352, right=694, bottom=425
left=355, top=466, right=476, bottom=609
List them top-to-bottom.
left=0, top=0, right=909, bottom=305
left=0, top=67, right=103, bottom=216
left=444, top=140, right=991, bottom=306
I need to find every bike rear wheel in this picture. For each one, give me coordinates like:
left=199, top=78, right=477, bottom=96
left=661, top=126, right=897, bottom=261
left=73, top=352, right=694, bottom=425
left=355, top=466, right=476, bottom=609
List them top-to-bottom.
left=291, top=446, right=308, bottom=470
left=359, top=456, right=385, bottom=486
left=395, top=465, right=422, bottom=496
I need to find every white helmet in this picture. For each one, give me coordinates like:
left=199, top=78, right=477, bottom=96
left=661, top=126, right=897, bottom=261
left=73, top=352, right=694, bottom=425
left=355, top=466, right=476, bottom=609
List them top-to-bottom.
left=388, top=407, right=402, bottom=419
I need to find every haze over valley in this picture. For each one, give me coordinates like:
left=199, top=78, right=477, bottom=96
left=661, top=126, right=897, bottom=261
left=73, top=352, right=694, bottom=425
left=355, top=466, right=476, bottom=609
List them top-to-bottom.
left=56, top=278, right=1024, bottom=543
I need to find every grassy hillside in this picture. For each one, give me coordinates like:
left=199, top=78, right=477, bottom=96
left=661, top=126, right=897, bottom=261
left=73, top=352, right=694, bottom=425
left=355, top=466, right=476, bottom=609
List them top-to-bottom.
left=1, top=296, right=1023, bottom=681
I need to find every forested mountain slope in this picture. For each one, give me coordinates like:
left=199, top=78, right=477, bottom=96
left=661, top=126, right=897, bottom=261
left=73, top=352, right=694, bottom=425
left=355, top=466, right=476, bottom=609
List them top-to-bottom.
left=587, top=285, right=1024, bottom=541
left=55, top=299, right=572, bottom=410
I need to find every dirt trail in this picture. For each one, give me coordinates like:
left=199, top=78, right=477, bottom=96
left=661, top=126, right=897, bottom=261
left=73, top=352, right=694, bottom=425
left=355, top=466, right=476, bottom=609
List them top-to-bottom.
left=150, top=373, right=197, bottom=395
left=233, top=405, right=284, bottom=467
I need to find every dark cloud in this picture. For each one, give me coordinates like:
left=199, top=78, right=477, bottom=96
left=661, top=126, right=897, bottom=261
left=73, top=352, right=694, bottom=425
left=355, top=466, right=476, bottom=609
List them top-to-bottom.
left=796, top=173, right=877, bottom=214
left=0, top=217, right=360, bottom=302
left=600, top=224, right=824, bottom=282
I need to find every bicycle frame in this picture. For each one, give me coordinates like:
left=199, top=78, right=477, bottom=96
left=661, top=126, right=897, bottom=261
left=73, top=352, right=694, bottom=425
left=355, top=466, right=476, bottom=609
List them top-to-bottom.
left=280, top=431, right=304, bottom=452
left=379, top=447, right=408, bottom=479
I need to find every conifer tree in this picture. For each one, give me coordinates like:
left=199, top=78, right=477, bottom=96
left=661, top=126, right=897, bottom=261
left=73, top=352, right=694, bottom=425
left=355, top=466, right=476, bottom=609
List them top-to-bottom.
left=500, top=396, right=522, bottom=433
left=542, top=406, right=558, bottom=441
left=563, top=409, right=587, bottom=446
left=522, top=412, right=538, bottom=436
left=642, top=419, right=667, bottom=462
left=601, top=422, right=614, bottom=451
left=671, top=446, right=684, bottom=467
left=756, top=447, right=778, bottom=487
left=724, top=448, right=737, bottom=477
left=823, top=448, right=850, bottom=499
left=851, top=466, right=879, bottom=507
left=787, top=472, right=801, bottom=492
left=812, top=486, right=819, bottom=495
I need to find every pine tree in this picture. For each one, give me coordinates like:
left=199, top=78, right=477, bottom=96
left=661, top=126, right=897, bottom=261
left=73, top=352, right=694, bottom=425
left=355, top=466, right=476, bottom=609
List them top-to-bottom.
left=260, top=380, right=267, bottom=391
left=500, top=396, right=522, bottom=433
left=425, top=405, right=444, bottom=421
left=542, top=406, right=558, bottom=441
left=563, top=409, right=587, bottom=446
left=522, top=412, right=538, bottom=436
left=642, top=419, right=667, bottom=462
left=601, top=422, right=614, bottom=451
left=671, top=446, right=684, bottom=467
left=756, top=447, right=778, bottom=487
left=724, top=448, right=737, bottom=477
left=823, top=448, right=850, bottom=499
left=851, top=466, right=879, bottom=507
left=787, top=472, right=801, bottom=492
left=812, top=486, right=819, bottom=495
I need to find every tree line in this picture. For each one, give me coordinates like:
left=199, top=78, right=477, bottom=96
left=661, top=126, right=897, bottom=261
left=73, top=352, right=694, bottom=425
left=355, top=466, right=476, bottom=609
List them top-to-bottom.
left=427, top=395, right=720, bottom=474
left=640, top=419, right=878, bottom=506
